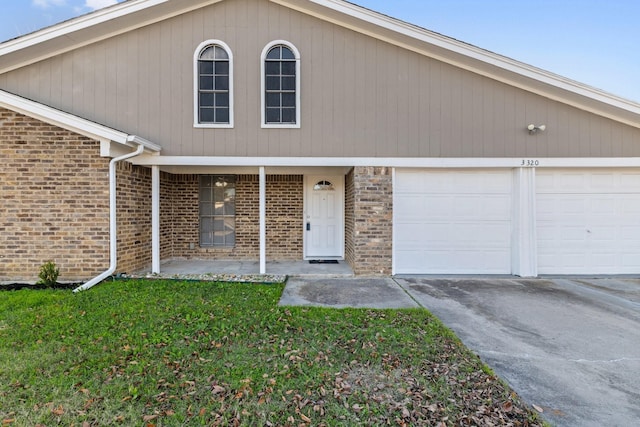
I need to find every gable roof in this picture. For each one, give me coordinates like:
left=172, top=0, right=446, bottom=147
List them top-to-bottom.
left=1, top=0, right=639, bottom=129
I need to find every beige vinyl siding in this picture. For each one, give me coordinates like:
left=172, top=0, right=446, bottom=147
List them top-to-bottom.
left=1, top=0, right=639, bottom=157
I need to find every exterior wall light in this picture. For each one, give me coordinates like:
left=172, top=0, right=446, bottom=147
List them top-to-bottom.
left=527, top=124, right=546, bottom=134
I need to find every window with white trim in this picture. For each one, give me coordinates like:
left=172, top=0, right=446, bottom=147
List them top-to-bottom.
left=194, top=41, right=233, bottom=127
left=261, top=41, right=300, bottom=127
left=199, top=175, right=236, bottom=247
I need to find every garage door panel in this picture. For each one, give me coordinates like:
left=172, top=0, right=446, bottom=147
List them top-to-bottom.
left=537, top=169, right=640, bottom=274
left=394, top=170, right=512, bottom=274
left=619, top=173, right=640, bottom=188
left=394, top=195, right=430, bottom=218
left=452, top=195, right=510, bottom=218
left=621, top=197, right=640, bottom=214
left=396, top=222, right=509, bottom=248
left=538, top=225, right=586, bottom=241
left=619, top=225, right=640, bottom=240
left=395, top=248, right=510, bottom=274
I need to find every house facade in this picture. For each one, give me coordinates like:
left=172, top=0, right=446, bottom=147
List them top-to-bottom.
left=2, top=0, right=640, bottom=285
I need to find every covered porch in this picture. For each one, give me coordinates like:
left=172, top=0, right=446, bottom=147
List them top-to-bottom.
left=111, top=152, right=393, bottom=279
left=133, top=159, right=354, bottom=276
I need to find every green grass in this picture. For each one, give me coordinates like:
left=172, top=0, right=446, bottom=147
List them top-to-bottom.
left=0, top=279, right=543, bottom=426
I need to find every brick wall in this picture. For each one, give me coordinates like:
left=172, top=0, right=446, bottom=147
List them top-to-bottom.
left=0, top=108, right=110, bottom=282
left=115, top=162, right=152, bottom=274
left=348, top=167, right=393, bottom=275
left=345, top=168, right=355, bottom=268
left=160, top=171, right=174, bottom=260
left=161, top=174, right=303, bottom=261
left=164, top=174, right=259, bottom=259
left=266, top=175, right=303, bottom=260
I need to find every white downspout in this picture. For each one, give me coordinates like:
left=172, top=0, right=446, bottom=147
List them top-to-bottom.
left=73, top=143, right=145, bottom=292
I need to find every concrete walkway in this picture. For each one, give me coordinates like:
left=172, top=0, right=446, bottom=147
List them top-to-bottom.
left=280, top=276, right=640, bottom=427
left=280, top=277, right=418, bottom=309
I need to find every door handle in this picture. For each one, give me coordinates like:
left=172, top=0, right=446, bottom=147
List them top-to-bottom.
left=306, top=222, right=311, bottom=231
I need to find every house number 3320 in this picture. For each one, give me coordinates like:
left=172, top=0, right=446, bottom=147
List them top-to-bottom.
left=521, top=159, right=540, bottom=167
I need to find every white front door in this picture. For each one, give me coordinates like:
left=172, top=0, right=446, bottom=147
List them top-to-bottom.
left=304, top=176, right=344, bottom=258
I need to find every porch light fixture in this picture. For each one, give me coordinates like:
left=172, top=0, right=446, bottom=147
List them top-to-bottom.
left=527, top=124, right=546, bottom=134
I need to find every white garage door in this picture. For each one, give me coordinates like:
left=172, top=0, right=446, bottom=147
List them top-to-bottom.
left=537, top=169, right=640, bottom=274
left=394, top=170, right=512, bottom=274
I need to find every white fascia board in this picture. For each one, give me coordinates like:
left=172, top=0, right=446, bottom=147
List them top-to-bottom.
left=0, top=0, right=224, bottom=74
left=0, top=0, right=169, bottom=56
left=274, top=0, right=640, bottom=122
left=0, top=89, right=127, bottom=144
left=0, top=90, right=161, bottom=154
left=131, top=156, right=640, bottom=168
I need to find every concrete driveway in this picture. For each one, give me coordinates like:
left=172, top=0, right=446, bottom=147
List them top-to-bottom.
left=394, top=277, right=640, bottom=427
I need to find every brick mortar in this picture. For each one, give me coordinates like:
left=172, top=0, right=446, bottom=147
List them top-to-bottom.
left=0, top=108, right=110, bottom=282
left=348, top=166, right=393, bottom=275
left=162, top=174, right=303, bottom=261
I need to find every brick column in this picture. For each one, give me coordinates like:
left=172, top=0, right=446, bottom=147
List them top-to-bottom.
left=348, top=167, right=393, bottom=275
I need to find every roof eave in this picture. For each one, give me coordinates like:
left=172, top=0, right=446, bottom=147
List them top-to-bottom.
left=0, top=0, right=224, bottom=75
left=1, top=0, right=638, bottom=128
left=275, top=0, right=640, bottom=128
left=0, top=89, right=161, bottom=152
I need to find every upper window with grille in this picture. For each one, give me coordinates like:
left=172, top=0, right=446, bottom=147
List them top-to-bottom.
left=194, top=41, right=233, bottom=128
left=261, top=41, right=300, bottom=128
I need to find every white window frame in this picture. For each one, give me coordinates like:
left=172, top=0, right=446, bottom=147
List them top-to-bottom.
left=193, top=40, right=234, bottom=128
left=261, top=40, right=301, bottom=128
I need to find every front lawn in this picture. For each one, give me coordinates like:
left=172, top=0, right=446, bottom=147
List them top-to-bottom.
left=0, top=279, right=543, bottom=426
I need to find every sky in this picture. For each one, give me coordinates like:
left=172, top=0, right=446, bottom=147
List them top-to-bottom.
left=0, top=0, right=638, bottom=102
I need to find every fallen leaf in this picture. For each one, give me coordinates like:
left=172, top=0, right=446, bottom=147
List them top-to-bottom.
left=211, top=385, right=226, bottom=395
left=83, top=399, right=95, bottom=410
left=502, top=401, right=513, bottom=412
left=533, top=404, right=544, bottom=413
left=51, top=406, right=64, bottom=416
left=402, top=407, right=411, bottom=418
left=300, top=413, right=311, bottom=422
left=142, top=414, right=158, bottom=422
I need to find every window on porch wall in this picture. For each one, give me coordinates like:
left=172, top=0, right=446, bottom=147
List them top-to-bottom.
left=199, top=175, right=236, bottom=247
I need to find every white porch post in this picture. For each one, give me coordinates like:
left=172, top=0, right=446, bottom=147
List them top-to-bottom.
left=152, top=165, right=160, bottom=274
left=259, top=166, right=266, bottom=274
left=511, top=167, right=537, bottom=277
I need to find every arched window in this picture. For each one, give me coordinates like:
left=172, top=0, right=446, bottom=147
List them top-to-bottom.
left=194, top=40, right=233, bottom=127
left=261, top=41, right=300, bottom=128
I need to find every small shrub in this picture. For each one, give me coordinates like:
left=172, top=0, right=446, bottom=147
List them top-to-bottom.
left=37, top=261, right=60, bottom=287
